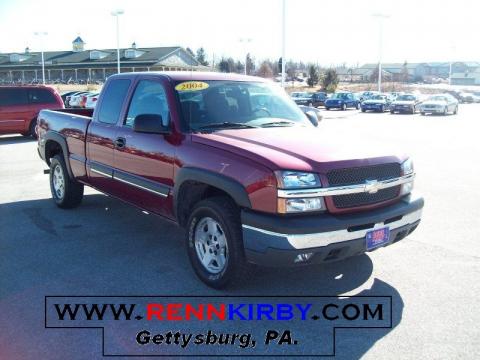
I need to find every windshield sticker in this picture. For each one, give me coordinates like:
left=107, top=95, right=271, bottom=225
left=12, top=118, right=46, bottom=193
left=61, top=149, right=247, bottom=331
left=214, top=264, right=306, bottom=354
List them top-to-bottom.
left=175, top=81, right=209, bottom=92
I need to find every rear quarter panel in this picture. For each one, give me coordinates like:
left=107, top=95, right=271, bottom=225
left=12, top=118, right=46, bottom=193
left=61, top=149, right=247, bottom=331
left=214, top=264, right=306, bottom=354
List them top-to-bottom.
left=38, top=109, right=92, bottom=178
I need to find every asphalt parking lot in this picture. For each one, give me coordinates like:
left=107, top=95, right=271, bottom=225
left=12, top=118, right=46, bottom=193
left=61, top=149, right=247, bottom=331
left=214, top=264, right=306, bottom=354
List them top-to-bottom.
left=1, top=105, right=479, bottom=359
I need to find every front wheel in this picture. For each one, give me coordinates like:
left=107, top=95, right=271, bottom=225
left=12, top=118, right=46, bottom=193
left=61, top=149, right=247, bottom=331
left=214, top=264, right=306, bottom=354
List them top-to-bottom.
left=356, top=102, right=360, bottom=110
left=341, top=103, right=347, bottom=111
left=325, top=107, right=330, bottom=111
left=50, top=155, right=84, bottom=208
left=186, top=197, right=251, bottom=289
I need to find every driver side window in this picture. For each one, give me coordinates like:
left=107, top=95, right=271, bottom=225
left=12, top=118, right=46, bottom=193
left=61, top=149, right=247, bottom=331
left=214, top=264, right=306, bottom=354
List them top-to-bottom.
left=125, top=80, right=170, bottom=127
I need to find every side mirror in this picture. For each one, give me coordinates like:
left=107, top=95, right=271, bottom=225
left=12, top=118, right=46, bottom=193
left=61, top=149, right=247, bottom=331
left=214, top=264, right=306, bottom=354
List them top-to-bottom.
left=305, top=110, right=319, bottom=127
left=133, top=114, right=170, bottom=134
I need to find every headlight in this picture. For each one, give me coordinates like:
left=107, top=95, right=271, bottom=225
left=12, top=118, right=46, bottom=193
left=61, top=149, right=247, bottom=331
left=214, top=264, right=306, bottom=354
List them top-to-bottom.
left=400, top=158, right=414, bottom=195
left=401, top=158, right=414, bottom=175
left=275, top=171, right=321, bottom=189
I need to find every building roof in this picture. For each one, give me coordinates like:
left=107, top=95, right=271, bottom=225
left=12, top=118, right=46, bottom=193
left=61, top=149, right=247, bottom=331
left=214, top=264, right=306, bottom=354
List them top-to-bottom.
left=73, top=36, right=85, bottom=44
left=0, top=46, right=200, bottom=68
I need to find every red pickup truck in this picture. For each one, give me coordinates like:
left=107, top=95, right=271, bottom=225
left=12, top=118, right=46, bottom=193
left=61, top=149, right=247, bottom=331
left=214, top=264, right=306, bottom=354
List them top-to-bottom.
left=37, top=72, right=423, bottom=288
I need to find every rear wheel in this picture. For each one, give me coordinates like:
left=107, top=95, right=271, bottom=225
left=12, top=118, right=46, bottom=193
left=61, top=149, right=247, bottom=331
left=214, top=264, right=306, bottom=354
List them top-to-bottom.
left=50, top=155, right=84, bottom=208
left=186, top=196, right=252, bottom=289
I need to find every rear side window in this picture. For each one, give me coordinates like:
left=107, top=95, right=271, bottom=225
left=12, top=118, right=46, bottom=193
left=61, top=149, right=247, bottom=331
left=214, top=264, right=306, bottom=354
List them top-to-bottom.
left=97, top=79, right=131, bottom=124
left=0, top=88, right=29, bottom=106
left=29, top=88, right=57, bottom=104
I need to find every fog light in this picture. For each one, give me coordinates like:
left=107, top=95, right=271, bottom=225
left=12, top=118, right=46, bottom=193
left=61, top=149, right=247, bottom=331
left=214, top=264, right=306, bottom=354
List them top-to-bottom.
left=400, top=181, right=414, bottom=195
left=278, top=197, right=325, bottom=213
left=294, top=252, right=314, bottom=263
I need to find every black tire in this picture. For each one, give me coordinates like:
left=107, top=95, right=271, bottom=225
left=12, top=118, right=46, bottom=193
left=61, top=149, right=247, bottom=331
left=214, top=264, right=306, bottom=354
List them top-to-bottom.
left=356, top=102, right=360, bottom=110
left=341, top=103, right=347, bottom=111
left=380, top=105, right=384, bottom=112
left=454, top=106, right=458, bottom=114
left=325, top=107, right=330, bottom=111
left=361, top=108, right=366, bottom=112
left=390, top=110, right=395, bottom=114
left=420, top=112, right=425, bottom=116
left=29, top=118, right=38, bottom=138
left=49, top=154, right=84, bottom=209
left=186, top=196, right=252, bottom=289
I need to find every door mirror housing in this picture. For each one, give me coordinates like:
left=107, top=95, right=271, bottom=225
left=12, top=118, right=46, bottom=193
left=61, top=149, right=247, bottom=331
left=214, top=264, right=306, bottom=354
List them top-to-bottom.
left=305, top=110, right=319, bottom=127
left=133, top=114, right=170, bottom=134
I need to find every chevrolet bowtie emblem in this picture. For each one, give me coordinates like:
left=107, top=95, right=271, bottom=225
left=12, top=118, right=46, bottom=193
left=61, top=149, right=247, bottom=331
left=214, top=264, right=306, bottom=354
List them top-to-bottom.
left=364, top=179, right=379, bottom=194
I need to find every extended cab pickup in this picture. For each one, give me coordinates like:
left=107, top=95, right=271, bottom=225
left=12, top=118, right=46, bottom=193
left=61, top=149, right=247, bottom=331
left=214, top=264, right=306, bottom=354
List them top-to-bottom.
left=37, top=72, right=423, bottom=288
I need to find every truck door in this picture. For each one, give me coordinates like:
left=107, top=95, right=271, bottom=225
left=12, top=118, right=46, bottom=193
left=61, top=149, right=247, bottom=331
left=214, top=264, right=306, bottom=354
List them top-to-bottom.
left=86, top=78, right=132, bottom=193
left=112, top=78, right=175, bottom=218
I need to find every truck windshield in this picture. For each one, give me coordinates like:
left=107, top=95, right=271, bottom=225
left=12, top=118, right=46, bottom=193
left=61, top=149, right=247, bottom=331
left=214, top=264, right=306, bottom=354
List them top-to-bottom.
left=175, top=80, right=308, bottom=131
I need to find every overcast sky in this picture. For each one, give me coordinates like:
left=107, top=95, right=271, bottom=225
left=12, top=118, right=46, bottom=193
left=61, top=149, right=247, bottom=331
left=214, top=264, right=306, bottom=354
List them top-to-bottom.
left=0, top=0, right=478, bottom=66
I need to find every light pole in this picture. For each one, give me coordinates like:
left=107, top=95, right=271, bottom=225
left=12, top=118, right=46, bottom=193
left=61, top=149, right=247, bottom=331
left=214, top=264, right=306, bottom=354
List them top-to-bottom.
left=281, top=0, right=286, bottom=87
left=111, top=9, right=124, bottom=74
left=372, top=13, right=390, bottom=92
left=34, top=32, right=48, bottom=84
left=239, top=38, right=252, bottom=75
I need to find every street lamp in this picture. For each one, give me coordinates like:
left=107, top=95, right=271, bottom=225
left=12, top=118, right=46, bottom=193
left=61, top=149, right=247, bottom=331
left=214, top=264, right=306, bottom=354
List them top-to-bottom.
left=281, top=0, right=286, bottom=87
left=111, top=9, right=124, bottom=74
left=372, top=13, right=390, bottom=92
left=34, top=32, right=48, bottom=84
left=239, top=38, right=252, bottom=75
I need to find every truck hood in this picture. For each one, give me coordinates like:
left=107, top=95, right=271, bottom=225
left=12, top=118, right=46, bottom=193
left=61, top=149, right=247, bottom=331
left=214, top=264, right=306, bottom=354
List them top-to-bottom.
left=192, top=126, right=406, bottom=174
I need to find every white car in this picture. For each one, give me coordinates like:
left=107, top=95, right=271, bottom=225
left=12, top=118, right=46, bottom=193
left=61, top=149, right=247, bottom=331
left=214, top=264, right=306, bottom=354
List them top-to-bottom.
left=68, top=92, right=90, bottom=108
left=84, top=93, right=100, bottom=108
left=419, top=94, right=458, bottom=115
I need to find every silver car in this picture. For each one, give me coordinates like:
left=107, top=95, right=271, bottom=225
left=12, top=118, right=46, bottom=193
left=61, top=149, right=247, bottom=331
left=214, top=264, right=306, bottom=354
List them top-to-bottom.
left=419, top=94, right=458, bottom=115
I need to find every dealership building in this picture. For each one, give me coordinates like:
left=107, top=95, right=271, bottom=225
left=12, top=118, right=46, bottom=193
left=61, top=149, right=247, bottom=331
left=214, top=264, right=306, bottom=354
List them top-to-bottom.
left=0, top=37, right=205, bottom=83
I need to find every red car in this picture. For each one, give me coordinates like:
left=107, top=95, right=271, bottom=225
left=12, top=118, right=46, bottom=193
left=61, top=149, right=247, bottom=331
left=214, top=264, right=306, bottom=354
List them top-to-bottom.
left=36, top=72, right=423, bottom=288
left=0, top=85, right=64, bottom=137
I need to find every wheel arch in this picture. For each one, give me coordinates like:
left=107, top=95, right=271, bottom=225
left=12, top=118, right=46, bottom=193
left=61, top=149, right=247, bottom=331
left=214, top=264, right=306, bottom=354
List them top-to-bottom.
left=44, top=131, right=74, bottom=178
left=173, top=168, right=252, bottom=227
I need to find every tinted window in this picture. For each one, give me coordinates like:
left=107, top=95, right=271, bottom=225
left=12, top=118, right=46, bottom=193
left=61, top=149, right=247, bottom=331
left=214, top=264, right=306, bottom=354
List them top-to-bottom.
left=97, top=79, right=131, bottom=124
left=125, top=80, right=169, bottom=127
left=0, top=88, right=29, bottom=106
left=29, top=88, right=57, bottom=104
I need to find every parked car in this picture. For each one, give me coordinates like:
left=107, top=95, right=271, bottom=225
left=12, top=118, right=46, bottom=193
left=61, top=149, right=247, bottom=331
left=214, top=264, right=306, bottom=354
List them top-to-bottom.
left=36, top=72, right=423, bottom=288
left=0, top=85, right=64, bottom=138
left=60, top=91, right=79, bottom=106
left=359, top=91, right=380, bottom=102
left=68, top=92, right=90, bottom=108
left=291, top=92, right=314, bottom=106
left=311, top=92, right=328, bottom=107
left=324, top=92, right=360, bottom=110
left=459, top=92, right=474, bottom=104
left=82, top=93, right=100, bottom=108
left=361, top=94, right=392, bottom=112
left=390, top=94, right=420, bottom=114
left=419, top=94, right=458, bottom=115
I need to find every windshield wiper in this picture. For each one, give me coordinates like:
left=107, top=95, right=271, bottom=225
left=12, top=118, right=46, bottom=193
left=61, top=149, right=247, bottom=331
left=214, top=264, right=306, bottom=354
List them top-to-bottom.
left=259, top=120, right=296, bottom=127
left=195, top=122, right=258, bottom=131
